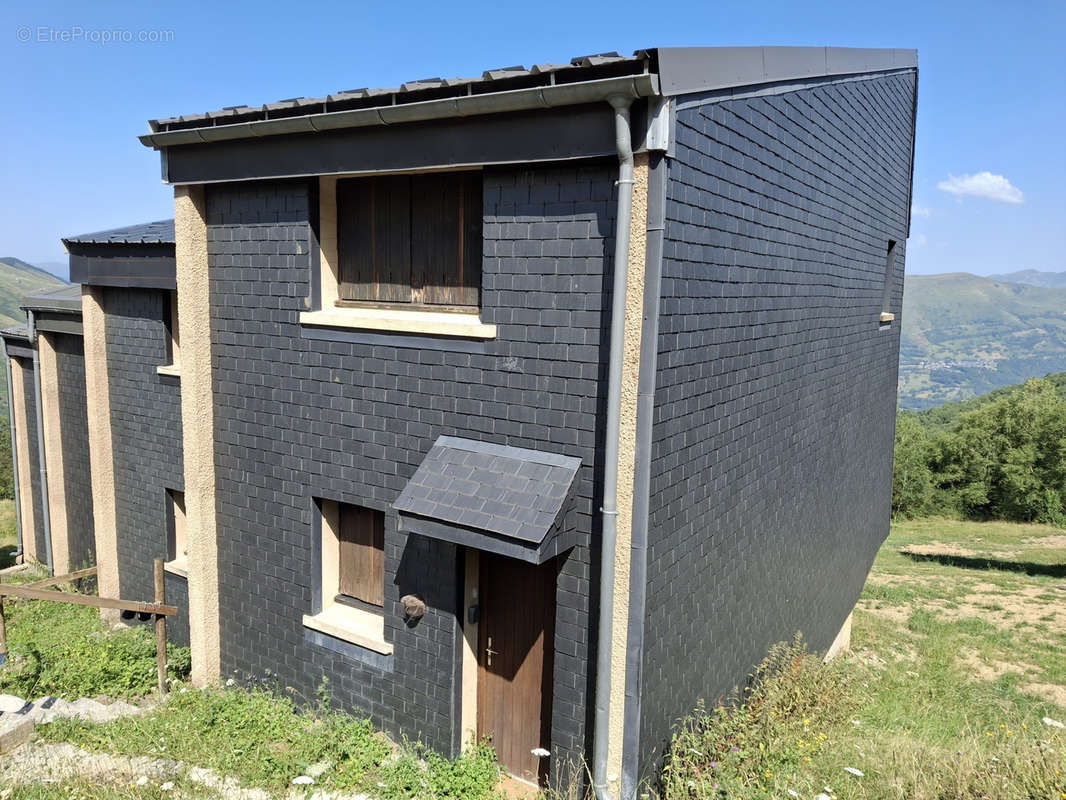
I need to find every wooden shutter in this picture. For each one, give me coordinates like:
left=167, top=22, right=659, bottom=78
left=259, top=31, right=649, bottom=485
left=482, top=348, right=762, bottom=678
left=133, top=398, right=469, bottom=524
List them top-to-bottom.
left=336, top=172, right=481, bottom=308
left=412, top=172, right=482, bottom=308
left=337, top=176, right=411, bottom=303
left=338, top=504, right=384, bottom=607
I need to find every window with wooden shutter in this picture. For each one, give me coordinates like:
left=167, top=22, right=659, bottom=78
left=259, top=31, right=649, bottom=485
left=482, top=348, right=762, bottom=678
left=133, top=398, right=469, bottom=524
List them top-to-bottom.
left=336, top=171, right=481, bottom=309
left=337, top=503, right=385, bottom=608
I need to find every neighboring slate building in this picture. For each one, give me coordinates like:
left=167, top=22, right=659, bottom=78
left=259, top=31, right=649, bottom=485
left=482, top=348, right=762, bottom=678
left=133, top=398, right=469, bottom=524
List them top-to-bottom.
left=5, top=46, right=918, bottom=797
left=3, top=286, right=96, bottom=576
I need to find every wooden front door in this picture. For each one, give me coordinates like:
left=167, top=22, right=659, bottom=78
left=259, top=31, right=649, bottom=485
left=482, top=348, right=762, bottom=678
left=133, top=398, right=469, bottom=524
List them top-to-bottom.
left=477, top=553, right=556, bottom=785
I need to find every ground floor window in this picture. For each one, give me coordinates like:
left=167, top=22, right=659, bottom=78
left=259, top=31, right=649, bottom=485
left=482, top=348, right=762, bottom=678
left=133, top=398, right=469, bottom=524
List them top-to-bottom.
left=302, top=498, right=392, bottom=655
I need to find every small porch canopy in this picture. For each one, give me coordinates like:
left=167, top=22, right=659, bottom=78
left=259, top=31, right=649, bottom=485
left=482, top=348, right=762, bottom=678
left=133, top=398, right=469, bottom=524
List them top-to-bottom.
left=394, top=436, right=581, bottom=564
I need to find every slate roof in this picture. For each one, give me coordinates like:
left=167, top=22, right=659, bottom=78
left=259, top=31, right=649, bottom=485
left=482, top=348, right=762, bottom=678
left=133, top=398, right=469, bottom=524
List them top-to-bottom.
left=147, top=51, right=650, bottom=133
left=62, top=219, right=175, bottom=246
left=22, top=284, right=81, bottom=314
left=1, top=324, right=30, bottom=340
left=394, top=436, right=581, bottom=543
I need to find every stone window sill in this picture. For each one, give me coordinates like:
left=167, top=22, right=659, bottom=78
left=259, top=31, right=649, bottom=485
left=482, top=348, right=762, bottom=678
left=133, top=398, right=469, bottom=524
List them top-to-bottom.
left=300, top=307, right=496, bottom=340
left=156, top=364, right=181, bottom=378
left=163, top=557, right=188, bottom=579
left=302, top=603, right=393, bottom=655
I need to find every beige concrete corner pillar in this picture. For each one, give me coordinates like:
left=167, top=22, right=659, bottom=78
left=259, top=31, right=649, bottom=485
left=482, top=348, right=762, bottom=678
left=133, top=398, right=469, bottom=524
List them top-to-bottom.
left=606, top=152, right=650, bottom=795
left=175, top=184, right=221, bottom=685
left=82, top=286, right=120, bottom=607
left=37, top=332, right=70, bottom=575
left=9, top=357, right=37, bottom=563
left=824, top=612, right=853, bottom=662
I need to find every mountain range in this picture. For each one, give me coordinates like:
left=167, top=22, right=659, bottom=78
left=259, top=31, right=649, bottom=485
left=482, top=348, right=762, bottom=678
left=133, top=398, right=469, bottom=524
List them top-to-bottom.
left=985, top=269, right=1066, bottom=289
left=899, top=271, right=1066, bottom=410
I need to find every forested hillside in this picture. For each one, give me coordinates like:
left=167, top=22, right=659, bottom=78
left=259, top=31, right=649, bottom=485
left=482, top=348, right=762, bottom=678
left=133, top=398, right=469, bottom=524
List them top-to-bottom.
left=894, top=371, right=1066, bottom=523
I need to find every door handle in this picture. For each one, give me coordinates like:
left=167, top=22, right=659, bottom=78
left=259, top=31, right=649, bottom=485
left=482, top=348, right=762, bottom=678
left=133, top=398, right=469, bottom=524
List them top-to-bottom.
left=485, top=636, right=499, bottom=666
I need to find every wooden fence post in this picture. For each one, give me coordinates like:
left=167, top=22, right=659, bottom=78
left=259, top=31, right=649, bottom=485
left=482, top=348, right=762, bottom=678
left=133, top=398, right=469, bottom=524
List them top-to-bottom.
left=154, top=558, right=167, bottom=694
left=0, top=598, right=7, bottom=666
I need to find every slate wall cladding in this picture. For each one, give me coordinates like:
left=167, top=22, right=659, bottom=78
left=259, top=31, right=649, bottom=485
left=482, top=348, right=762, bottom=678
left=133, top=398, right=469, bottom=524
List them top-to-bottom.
left=638, top=72, right=915, bottom=769
left=206, top=163, right=616, bottom=763
left=104, top=287, right=189, bottom=647
left=53, top=332, right=96, bottom=569
left=16, top=356, right=47, bottom=561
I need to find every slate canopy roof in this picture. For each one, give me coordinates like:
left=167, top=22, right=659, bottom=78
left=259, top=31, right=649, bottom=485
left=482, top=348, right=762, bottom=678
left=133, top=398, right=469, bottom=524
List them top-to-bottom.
left=394, top=436, right=582, bottom=564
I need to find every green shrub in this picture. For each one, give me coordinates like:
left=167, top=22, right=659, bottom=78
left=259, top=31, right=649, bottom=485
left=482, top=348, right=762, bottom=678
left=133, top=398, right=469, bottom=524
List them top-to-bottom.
left=894, top=378, right=1066, bottom=523
left=662, top=636, right=858, bottom=799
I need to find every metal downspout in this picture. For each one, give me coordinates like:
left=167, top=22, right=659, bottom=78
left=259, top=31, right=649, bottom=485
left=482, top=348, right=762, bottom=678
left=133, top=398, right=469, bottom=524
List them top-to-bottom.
left=593, top=94, right=634, bottom=800
left=621, top=150, right=667, bottom=799
left=28, top=311, right=54, bottom=575
left=3, top=339, right=24, bottom=561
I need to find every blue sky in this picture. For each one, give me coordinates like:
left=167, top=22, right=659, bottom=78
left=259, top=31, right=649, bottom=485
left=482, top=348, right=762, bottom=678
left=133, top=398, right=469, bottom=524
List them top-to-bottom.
left=2, top=0, right=1063, bottom=278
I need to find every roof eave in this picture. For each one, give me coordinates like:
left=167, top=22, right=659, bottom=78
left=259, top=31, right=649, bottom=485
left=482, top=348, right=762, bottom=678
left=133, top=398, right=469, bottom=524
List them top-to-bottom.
left=139, top=73, right=661, bottom=149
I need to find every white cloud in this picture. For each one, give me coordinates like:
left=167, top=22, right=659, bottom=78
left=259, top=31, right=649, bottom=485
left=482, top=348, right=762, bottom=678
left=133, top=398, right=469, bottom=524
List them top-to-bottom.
left=936, top=171, right=1024, bottom=204
left=911, top=204, right=932, bottom=218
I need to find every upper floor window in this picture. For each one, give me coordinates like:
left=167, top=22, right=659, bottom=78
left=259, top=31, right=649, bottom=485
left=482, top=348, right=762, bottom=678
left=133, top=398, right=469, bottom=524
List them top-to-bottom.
left=336, top=172, right=482, bottom=311
left=158, top=290, right=181, bottom=376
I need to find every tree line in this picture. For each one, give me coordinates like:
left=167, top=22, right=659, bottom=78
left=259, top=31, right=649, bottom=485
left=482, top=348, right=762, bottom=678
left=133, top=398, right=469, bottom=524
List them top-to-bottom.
left=893, top=374, right=1066, bottom=524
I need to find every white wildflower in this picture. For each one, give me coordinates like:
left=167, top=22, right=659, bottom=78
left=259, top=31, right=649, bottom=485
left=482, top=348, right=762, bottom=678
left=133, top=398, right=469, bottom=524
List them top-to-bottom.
left=1043, top=716, right=1064, bottom=729
left=844, top=767, right=864, bottom=777
left=135, top=776, right=148, bottom=786
left=292, top=776, right=314, bottom=785
left=160, top=782, right=174, bottom=792
left=787, top=790, right=799, bottom=798
left=816, top=794, right=832, bottom=800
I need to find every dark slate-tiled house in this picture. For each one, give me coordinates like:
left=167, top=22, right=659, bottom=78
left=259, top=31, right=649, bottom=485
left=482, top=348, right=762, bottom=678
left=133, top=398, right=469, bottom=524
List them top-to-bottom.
left=6, top=46, right=917, bottom=796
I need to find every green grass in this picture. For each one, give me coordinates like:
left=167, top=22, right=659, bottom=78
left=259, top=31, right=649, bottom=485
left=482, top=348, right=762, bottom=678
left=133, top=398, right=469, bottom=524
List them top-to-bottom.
left=0, top=497, right=17, bottom=568
left=0, top=507, right=192, bottom=699
left=662, top=518, right=1066, bottom=800
left=0, top=597, right=191, bottom=699
left=39, top=684, right=501, bottom=799
left=5, top=779, right=216, bottom=800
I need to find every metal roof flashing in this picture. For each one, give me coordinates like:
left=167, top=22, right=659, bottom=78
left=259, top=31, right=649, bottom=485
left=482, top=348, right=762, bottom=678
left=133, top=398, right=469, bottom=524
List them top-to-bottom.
left=655, top=46, right=917, bottom=96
